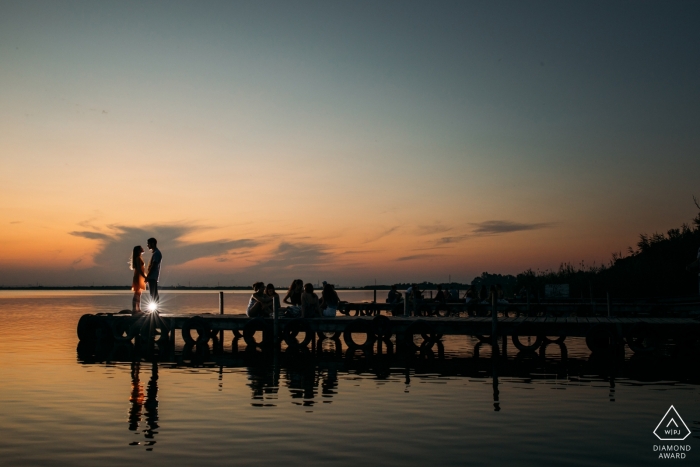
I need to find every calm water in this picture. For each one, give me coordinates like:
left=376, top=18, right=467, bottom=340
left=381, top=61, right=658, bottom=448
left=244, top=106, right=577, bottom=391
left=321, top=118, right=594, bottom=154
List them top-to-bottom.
left=0, top=290, right=699, bottom=466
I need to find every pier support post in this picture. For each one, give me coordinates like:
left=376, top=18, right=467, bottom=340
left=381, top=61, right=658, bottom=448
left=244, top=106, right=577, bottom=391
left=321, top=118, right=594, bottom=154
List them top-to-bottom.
left=219, top=291, right=224, bottom=344
left=491, top=292, right=497, bottom=336
left=606, top=293, right=611, bottom=318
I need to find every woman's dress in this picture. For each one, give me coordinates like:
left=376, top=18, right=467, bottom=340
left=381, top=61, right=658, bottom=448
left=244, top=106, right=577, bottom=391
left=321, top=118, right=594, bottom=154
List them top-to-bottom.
left=132, top=259, right=146, bottom=292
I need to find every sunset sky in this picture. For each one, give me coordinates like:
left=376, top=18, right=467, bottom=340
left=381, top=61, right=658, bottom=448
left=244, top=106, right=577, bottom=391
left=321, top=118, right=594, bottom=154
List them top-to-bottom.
left=1, top=1, right=699, bottom=287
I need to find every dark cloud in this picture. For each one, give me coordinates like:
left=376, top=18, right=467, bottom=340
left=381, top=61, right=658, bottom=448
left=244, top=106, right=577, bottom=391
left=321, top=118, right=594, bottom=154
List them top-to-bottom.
left=433, top=220, right=553, bottom=245
left=471, top=220, right=553, bottom=235
left=415, top=223, right=452, bottom=235
left=72, top=224, right=259, bottom=268
left=363, top=226, right=401, bottom=244
left=70, top=231, right=112, bottom=240
left=436, top=235, right=471, bottom=245
left=254, top=241, right=331, bottom=270
left=396, top=254, right=445, bottom=261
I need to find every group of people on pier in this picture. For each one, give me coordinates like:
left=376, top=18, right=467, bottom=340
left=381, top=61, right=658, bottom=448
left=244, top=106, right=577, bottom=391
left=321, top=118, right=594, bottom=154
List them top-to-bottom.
left=246, top=280, right=340, bottom=318
left=388, top=283, right=508, bottom=307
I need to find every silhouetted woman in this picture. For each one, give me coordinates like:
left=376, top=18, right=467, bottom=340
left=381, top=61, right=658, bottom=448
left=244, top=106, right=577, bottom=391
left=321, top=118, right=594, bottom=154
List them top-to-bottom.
left=130, top=246, right=147, bottom=313
left=283, top=279, right=303, bottom=306
left=320, top=283, right=340, bottom=317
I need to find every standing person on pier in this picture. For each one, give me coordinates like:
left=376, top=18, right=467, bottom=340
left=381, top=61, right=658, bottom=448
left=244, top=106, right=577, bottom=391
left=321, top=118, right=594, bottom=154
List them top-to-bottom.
left=145, top=238, right=162, bottom=307
left=129, top=246, right=147, bottom=314
left=405, top=283, right=423, bottom=316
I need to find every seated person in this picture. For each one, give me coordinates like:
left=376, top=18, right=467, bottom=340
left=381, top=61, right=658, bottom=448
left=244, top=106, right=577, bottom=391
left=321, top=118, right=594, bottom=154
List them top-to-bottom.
left=283, top=279, right=303, bottom=306
left=247, top=282, right=272, bottom=317
left=320, top=282, right=340, bottom=317
left=265, top=283, right=281, bottom=316
left=301, top=283, right=321, bottom=318
left=413, top=284, right=424, bottom=301
left=435, top=284, right=447, bottom=303
left=496, top=284, right=509, bottom=304
left=386, top=285, right=402, bottom=304
left=479, top=285, right=489, bottom=304
left=463, top=288, right=474, bottom=304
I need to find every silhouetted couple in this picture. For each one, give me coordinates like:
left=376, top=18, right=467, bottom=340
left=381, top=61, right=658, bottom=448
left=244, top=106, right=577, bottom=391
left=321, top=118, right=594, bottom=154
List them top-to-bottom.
left=130, top=237, right=162, bottom=314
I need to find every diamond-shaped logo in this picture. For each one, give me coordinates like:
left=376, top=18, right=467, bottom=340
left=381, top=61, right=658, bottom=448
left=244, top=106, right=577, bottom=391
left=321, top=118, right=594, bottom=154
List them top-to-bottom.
left=653, top=405, right=691, bottom=441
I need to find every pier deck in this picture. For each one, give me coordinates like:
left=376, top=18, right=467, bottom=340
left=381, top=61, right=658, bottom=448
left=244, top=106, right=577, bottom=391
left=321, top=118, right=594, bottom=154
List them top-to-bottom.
left=77, top=309, right=700, bottom=354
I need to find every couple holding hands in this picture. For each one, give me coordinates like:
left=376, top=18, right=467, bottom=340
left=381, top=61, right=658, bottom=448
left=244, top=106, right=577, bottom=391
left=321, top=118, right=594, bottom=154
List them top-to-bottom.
left=130, top=237, right=162, bottom=313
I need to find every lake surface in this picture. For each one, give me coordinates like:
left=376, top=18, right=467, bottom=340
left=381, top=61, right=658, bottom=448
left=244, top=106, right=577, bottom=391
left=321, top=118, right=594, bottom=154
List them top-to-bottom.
left=0, top=290, right=698, bottom=466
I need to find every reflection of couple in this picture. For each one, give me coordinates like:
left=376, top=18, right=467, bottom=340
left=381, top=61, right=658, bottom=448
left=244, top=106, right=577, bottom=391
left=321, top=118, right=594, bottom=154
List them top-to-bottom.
left=130, top=237, right=162, bottom=314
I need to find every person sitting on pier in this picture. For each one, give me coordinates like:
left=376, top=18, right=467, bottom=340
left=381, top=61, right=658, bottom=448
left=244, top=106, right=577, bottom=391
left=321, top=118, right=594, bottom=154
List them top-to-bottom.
left=129, top=245, right=147, bottom=314
left=283, top=279, right=303, bottom=306
left=247, top=282, right=272, bottom=317
left=320, top=282, right=340, bottom=317
left=265, top=283, right=281, bottom=317
left=301, top=283, right=321, bottom=318
left=404, top=283, right=423, bottom=315
left=435, top=284, right=447, bottom=303
left=496, top=284, right=509, bottom=304
left=386, top=285, right=401, bottom=304
left=479, top=285, right=489, bottom=304
left=463, top=288, right=474, bottom=304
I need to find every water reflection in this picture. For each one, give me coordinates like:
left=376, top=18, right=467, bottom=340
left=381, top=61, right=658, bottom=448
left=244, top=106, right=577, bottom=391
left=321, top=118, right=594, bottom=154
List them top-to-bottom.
left=77, top=336, right=700, bottom=420
left=127, top=360, right=159, bottom=450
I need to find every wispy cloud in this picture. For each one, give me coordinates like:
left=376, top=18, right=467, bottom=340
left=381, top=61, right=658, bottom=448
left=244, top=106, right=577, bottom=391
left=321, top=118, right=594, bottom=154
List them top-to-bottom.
left=432, top=220, right=553, bottom=245
left=471, top=220, right=553, bottom=235
left=70, top=223, right=259, bottom=267
left=415, top=223, right=452, bottom=235
left=363, top=225, right=401, bottom=244
left=70, top=231, right=112, bottom=241
left=436, top=235, right=471, bottom=245
left=254, top=241, right=331, bottom=270
left=340, top=249, right=380, bottom=255
left=396, top=254, right=445, bottom=261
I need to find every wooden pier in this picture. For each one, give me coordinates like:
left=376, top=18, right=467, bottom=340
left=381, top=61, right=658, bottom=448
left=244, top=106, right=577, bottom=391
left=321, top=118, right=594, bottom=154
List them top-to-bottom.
left=77, top=306, right=700, bottom=354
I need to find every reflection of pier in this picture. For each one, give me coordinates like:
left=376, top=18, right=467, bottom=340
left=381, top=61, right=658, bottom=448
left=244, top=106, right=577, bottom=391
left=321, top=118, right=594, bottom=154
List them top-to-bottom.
left=77, top=311, right=700, bottom=355
left=78, top=335, right=700, bottom=415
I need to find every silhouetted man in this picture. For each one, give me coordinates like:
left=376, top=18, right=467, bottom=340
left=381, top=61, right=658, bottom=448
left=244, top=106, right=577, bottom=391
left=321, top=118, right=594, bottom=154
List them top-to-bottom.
left=146, top=237, right=162, bottom=305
